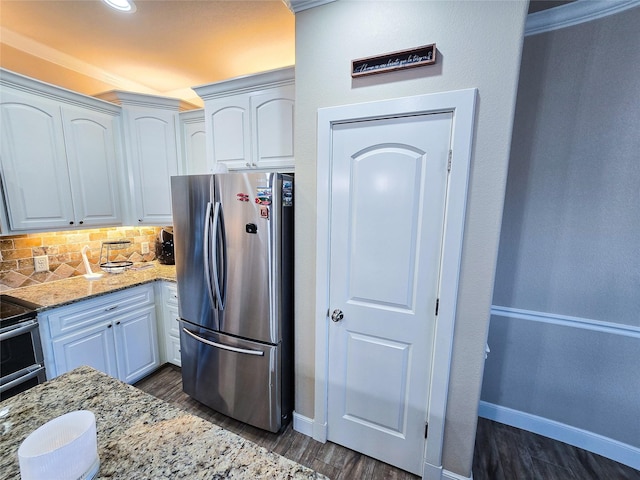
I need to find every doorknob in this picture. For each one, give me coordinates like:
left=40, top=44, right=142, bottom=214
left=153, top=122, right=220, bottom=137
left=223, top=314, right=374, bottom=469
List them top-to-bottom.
left=331, top=309, right=344, bottom=322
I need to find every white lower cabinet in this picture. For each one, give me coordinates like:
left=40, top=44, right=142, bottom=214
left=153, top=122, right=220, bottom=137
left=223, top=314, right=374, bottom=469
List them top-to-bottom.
left=157, top=281, right=181, bottom=366
left=40, top=284, right=160, bottom=384
left=51, top=319, right=119, bottom=379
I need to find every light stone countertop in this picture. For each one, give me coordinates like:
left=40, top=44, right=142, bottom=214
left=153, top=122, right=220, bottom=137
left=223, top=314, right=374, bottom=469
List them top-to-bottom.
left=5, top=262, right=177, bottom=311
left=0, top=366, right=328, bottom=479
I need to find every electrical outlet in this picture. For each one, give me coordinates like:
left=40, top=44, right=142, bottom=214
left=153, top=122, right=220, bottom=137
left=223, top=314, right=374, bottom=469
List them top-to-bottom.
left=141, top=242, right=150, bottom=254
left=34, top=255, right=49, bottom=272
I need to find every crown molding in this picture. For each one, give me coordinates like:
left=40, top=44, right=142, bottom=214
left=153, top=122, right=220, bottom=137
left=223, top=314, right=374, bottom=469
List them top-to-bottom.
left=281, top=0, right=336, bottom=14
left=525, top=0, right=640, bottom=36
left=0, top=27, right=159, bottom=95
left=193, top=66, right=294, bottom=100
left=0, top=67, right=121, bottom=114
left=94, top=90, right=197, bottom=111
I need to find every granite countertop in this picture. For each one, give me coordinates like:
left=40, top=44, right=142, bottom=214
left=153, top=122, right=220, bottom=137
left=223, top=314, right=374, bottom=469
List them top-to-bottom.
left=6, top=263, right=177, bottom=311
left=0, top=366, right=328, bottom=479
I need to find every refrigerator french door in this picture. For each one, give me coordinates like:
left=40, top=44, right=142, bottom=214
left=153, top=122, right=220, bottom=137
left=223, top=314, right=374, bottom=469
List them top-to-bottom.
left=170, top=173, right=293, bottom=433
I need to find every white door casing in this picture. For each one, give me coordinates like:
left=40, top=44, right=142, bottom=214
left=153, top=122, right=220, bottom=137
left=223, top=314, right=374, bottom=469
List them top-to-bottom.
left=315, top=89, right=477, bottom=479
left=327, top=113, right=453, bottom=475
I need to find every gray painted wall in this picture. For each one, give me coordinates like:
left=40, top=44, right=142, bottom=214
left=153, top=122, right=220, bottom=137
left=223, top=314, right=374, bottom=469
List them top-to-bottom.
left=294, top=1, right=527, bottom=477
left=483, top=6, right=640, bottom=452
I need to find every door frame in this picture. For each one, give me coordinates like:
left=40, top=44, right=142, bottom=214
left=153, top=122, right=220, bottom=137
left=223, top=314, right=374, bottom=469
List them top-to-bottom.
left=314, top=89, right=477, bottom=479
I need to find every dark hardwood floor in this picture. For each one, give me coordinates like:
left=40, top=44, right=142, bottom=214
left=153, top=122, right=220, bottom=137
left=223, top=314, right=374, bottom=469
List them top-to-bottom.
left=134, top=364, right=417, bottom=480
left=135, top=365, right=639, bottom=480
left=473, top=417, right=640, bottom=480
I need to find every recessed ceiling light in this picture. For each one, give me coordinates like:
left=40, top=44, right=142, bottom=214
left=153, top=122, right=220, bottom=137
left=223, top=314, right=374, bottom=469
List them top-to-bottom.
left=102, top=0, right=137, bottom=13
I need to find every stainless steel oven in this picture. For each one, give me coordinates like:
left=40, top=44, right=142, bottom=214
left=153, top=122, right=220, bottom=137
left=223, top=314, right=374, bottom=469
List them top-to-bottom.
left=0, top=295, right=46, bottom=401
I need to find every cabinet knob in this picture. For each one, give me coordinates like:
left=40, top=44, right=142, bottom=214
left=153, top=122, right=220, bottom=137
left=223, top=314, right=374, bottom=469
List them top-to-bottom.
left=138, top=219, right=143, bottom=223
left=69, top=221, right=74, bottom=225
left=79, top=221, right=84, bottom=225
left=116, top=321, right=121, bottom=325
left=107, top=324, right=112, bottom=328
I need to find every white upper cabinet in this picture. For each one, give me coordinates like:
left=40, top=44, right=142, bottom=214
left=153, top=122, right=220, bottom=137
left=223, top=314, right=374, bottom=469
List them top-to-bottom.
left=193, top=67, right=294, bottom=172
left=0, top=69, right=123, bottom=233
left=251, top=85, right=294, bottom=169
left=97, top=91, right=194, bottom=225
left=207, top=95, right=251, bottom=170
left=61, top=106, right=123, bottom=227
left=127, top=107, right=177, bottom=225
left=178, top=109, right=207, bottom=175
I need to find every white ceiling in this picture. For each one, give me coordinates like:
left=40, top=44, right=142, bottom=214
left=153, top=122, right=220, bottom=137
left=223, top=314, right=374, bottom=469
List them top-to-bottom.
left=0, top=0, right=295, bottom=106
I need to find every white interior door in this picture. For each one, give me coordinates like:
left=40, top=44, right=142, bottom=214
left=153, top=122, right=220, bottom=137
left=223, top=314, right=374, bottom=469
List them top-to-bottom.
left=327, top=112, right=453, bottom=475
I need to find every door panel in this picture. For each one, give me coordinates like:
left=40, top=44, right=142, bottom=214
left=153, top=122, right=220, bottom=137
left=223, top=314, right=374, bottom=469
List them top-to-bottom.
left=251, top=85, right=295, bottom=168
left=0, top=90, right=75, bottom=230
left=209, top=97, right=250, bottom=170
left=62, top=107, right=122, bottom=226
left=129, top=110, right=178, bottom=223
left=327, top=112, right=453, bottom=475
left=348, top=146, right=424, bottom=309
left=216, top=173, right=278, bottom=344
left=171, top=175, right=217, bottom=331
left=114, top=306, right=159, bottom=384
left=179, top=321, right=282, bottom=432
left=52, top=322, right=117, bottom=378
left=343, top=332, right=410, bottom=433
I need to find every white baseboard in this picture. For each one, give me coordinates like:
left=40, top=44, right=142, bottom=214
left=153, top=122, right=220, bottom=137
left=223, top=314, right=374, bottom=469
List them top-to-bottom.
left=479, top=401, right=640, bottom=471
left=292, top=411, right=314, bottom=437
left=295, top=413, right=474, bottom=479
left=442, top=469, right=472, bottom=480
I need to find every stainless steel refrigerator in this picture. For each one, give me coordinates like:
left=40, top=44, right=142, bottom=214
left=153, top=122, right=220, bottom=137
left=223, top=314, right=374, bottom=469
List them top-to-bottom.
left=170, top=173, right=294, bottom=433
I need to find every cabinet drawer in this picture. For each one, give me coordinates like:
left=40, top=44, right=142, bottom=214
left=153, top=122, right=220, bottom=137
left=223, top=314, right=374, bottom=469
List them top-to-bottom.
left=47, top=285, right=155, bottom=338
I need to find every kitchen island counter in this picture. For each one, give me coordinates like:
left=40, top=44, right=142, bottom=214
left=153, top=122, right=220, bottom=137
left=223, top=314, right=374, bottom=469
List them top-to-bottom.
left=5, top=263, right=176, bottom=311
left=0, top=366, right=327, bottom=479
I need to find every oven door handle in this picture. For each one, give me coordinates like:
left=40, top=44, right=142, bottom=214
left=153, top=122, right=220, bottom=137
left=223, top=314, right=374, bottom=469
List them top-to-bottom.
left=0, top=319, right=38, bottom=341
left=0, top=365, right=45, bottom=393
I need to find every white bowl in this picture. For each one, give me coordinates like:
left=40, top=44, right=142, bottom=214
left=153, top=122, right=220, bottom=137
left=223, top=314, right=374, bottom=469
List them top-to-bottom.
left=18, top=410, right=99, bottom=480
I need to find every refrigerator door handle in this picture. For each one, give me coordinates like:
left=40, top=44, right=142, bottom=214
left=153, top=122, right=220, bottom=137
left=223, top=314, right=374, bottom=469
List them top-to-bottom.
left=203, top=201, right=217, bottom=309
left=212, top=201, right=227, bottom=310
left=182, top=328, right=265, bottom=356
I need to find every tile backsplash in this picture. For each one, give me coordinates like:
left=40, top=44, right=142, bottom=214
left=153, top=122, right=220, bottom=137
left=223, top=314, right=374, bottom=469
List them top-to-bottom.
left=0, top=227, right=162, bottom=291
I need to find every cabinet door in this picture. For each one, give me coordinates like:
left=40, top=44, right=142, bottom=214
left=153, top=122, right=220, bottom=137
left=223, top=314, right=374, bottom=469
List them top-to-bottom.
left=251, top=85, right=294, bottom=169
left=0, top=89, right=75, bottom=230
left=207, top=95, right=251, bottom=170
left=62, top=106, right=123, bottom=227
left=125, top=107, right=179, bottom=224
left=179, top=110, right=209, bottom=174
left=158, top=282, right=181, bottom=366
left=165, top=303, right=181, bottom=366
left=113, top=305, right=160, bottom=384
left=51, top=322, right=118, bottom=378
left=168, top=336, right=182, bottom=367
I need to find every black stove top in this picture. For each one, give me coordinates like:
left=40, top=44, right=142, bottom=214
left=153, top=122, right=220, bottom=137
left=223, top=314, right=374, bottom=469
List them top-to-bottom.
left=0, top=295, right=40, bottom=328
